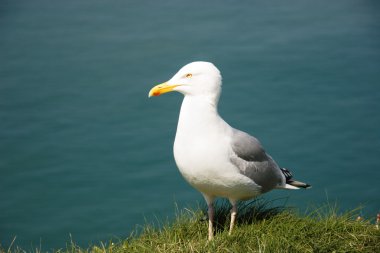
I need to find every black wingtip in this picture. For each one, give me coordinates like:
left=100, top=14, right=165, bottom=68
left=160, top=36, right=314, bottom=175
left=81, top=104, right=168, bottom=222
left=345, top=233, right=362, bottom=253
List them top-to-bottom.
left=280, top=168, right=293, bottom=181
left=281, top=168, right=311, bottom=189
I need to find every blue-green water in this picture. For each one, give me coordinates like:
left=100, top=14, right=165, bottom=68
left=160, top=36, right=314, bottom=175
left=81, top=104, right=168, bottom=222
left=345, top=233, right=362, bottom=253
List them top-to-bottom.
left=1, top=0, right=380, bottom=250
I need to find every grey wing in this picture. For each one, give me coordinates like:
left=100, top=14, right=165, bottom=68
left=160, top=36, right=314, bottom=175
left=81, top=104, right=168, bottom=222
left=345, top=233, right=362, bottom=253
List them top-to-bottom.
left=230, top=129, right=285, bottom=192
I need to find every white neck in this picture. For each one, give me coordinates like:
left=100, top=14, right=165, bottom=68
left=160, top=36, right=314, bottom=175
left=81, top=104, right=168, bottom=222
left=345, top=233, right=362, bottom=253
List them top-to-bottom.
left=174, top=94, right=233, bottom=148
left=176, top=96, right=216, bottom=137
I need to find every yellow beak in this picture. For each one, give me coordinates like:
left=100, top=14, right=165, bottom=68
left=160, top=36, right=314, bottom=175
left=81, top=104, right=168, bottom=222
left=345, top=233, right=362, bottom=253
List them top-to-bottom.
left=148, top=82, right=180, bottom=97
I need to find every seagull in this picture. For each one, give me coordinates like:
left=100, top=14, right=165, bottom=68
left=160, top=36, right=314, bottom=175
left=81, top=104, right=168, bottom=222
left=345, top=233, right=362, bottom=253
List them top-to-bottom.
left=148, top=61, right=310, bottom=240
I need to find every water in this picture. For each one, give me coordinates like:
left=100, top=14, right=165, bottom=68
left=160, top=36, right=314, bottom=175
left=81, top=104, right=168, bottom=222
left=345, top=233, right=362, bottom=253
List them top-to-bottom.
left=1, top=0, right=379, bottom=250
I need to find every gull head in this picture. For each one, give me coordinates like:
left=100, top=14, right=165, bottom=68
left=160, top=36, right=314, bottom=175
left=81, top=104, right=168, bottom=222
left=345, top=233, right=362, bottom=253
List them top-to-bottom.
left=149, top=62, right=222, bottom=100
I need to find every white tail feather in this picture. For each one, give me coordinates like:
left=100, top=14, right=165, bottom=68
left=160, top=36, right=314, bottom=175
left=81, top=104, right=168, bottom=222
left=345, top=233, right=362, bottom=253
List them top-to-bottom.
left=283, top=184, right=301, bottom=190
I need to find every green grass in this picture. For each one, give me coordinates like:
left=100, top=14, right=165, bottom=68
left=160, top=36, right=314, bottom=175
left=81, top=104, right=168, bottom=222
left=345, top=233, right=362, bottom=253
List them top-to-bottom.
left=3, top=200, right=380, bottom=253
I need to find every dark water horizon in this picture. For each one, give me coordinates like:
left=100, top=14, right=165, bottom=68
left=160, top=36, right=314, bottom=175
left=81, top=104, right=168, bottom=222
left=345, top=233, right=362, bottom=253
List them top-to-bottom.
left=1, top=0, right=380, bottom=250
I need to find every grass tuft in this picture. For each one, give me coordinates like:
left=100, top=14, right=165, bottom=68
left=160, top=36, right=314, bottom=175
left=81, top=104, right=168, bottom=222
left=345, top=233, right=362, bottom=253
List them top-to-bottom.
left=2, top=200, right=380, bottom=252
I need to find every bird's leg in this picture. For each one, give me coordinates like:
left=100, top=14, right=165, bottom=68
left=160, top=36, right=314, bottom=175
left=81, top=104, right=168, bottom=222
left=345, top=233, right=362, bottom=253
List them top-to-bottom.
left=203, top=194, right=215, bottom=241
left=229, top=201, right=237, bottom=235
left=207, top=203, right=214, bottom=241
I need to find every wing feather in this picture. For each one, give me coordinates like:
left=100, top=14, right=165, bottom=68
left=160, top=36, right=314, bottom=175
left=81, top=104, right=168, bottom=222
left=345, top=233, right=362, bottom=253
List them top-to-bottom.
left=230, top=129, right=285, bottom=192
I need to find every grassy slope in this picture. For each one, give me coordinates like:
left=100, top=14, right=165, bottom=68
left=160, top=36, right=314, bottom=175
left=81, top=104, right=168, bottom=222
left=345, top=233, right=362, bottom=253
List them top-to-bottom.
left=4, top=201, right=380, bottom=253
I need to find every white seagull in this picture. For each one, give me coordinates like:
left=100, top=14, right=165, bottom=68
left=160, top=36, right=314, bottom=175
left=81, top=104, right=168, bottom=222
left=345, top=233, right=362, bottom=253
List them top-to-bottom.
left=148, top=62, right=310, bottom=240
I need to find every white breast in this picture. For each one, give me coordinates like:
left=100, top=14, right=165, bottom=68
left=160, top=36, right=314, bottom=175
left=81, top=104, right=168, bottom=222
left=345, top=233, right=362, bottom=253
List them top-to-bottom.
left=172, top=97, right=261, bottom=199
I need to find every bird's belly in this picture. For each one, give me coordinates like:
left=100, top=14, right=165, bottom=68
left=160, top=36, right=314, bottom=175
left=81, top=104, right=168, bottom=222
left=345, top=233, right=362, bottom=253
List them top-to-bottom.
left=173, top=139, right=261, bottom=200
left=178, top=164, right=261, bottom=200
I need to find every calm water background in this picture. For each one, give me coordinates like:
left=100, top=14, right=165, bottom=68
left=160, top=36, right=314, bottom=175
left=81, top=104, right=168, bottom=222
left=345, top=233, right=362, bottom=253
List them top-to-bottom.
left=1, top=0, right=380, bottom=250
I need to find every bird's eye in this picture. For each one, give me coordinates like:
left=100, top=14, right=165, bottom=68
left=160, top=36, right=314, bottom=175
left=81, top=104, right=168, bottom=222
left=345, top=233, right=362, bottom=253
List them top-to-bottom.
left=185, top=73, right=192, bottom=78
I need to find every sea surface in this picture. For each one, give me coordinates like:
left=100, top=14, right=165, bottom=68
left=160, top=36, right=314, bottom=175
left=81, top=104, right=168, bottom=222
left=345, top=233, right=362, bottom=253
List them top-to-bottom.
left=1, top=0, right=380, bottom=250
